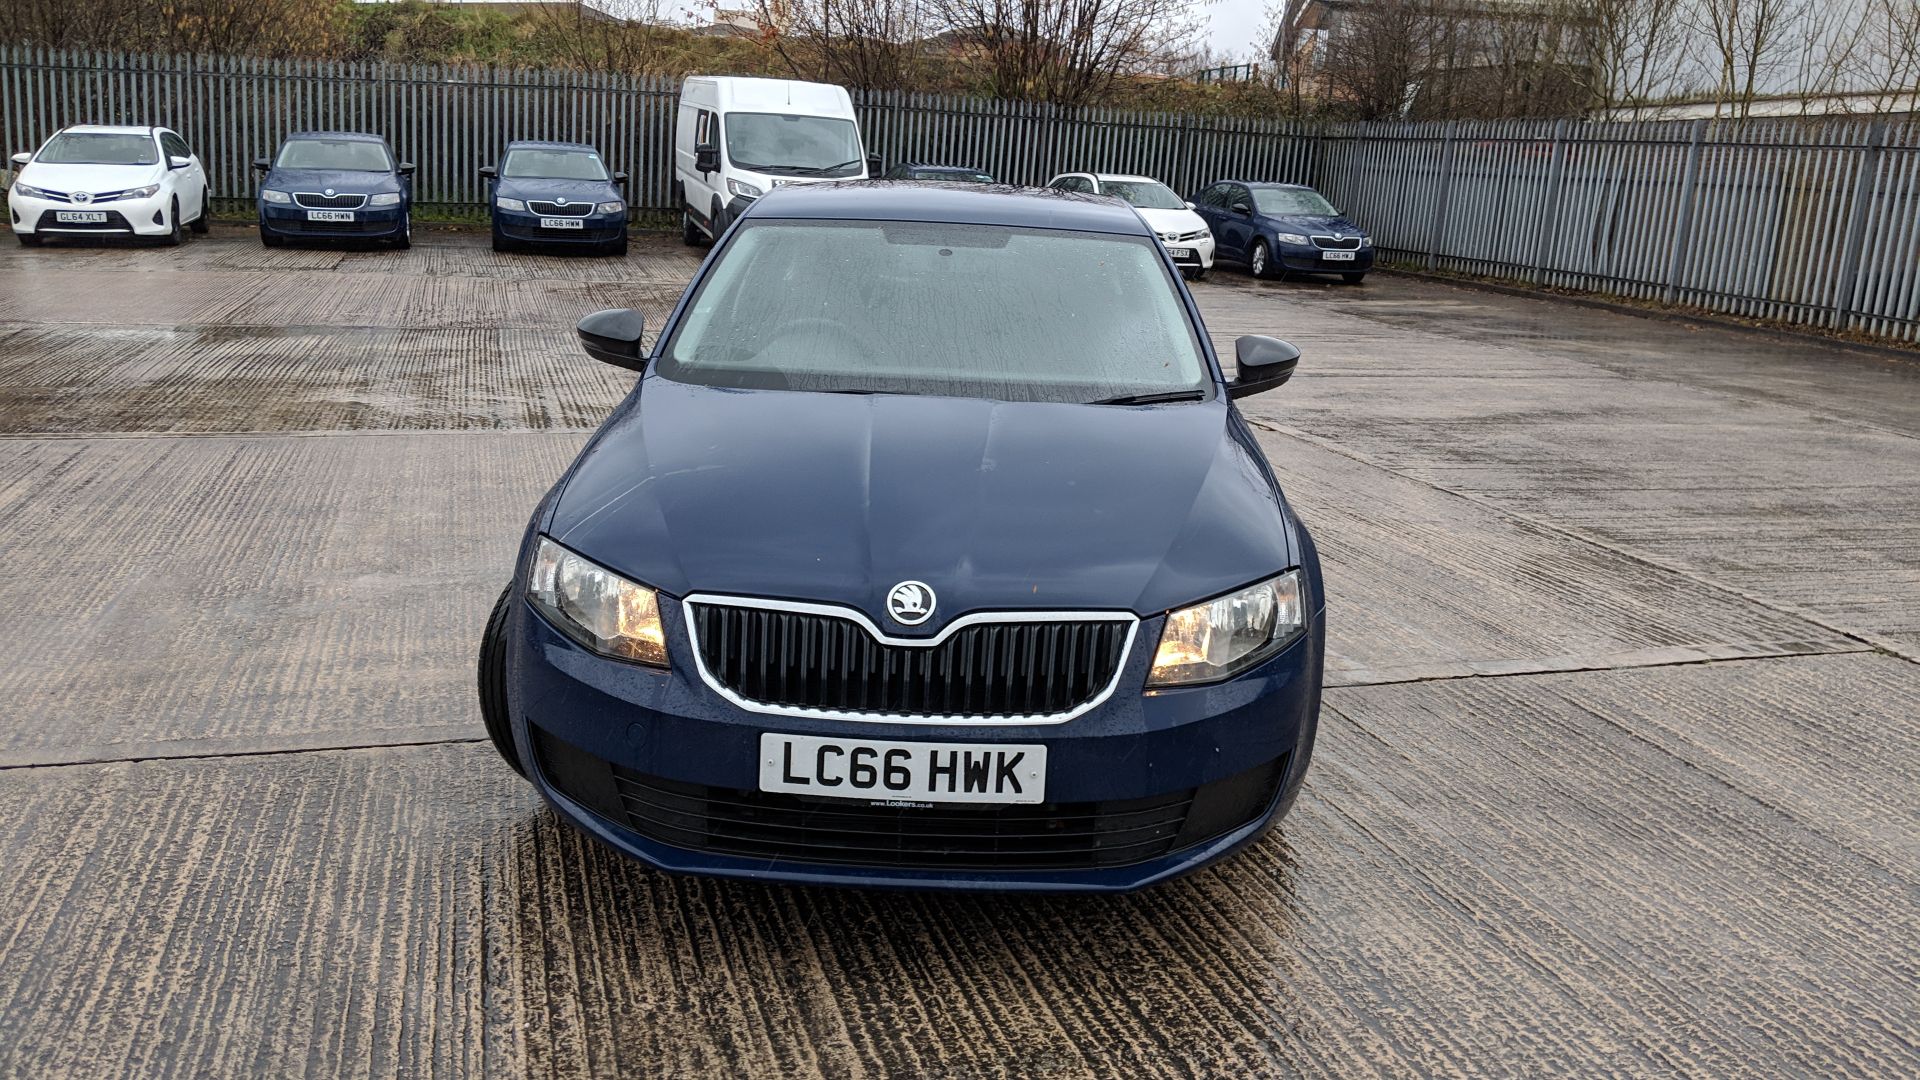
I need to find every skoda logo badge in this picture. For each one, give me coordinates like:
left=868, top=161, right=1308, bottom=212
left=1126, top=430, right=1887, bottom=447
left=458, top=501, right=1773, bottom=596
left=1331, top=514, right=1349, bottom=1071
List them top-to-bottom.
left=324, top=188, right=335, bottom=197
left=71, top=191, right=92, bottom=204
left=886, top=581, right=935, bottom=626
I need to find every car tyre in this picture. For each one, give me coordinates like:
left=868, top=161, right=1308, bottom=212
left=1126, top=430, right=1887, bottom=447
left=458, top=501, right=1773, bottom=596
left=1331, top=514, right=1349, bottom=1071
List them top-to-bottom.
left=189, top=191, right=211, bottom=234
left=161, top=197, right=184, bottom=246
left=681, top=210, right=702, bottom=246
left=393, top=211, right=411, bottom=250
left=491, top=226, right=513, bottom=253
left=261, top=227, right=283, bottom=248
left=608, top=230, right=629, bottom=256
left=17, top=232, right=41, bottom=247
left=1249, top=238, right=1276, bottom=279
left=1183, top=267, right=1207, bottom=282
left=1341, top=272, right=1367, bottom=285
left=478, top=585, right=527, bottom=778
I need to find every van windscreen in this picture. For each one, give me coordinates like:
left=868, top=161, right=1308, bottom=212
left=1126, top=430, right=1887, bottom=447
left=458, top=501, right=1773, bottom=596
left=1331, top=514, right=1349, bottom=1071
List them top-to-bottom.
left=724, top=114, right=862, bottom=178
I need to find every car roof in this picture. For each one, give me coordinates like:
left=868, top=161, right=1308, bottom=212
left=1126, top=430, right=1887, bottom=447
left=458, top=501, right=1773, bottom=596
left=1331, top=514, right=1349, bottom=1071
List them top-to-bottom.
left=60, top=125, right=159, bottom=136
left=284, top=131, right=387, bottom=143
left=505, top=140, right=599, bottom=153
left=898, top=163, right=988, bottom=172
left=1091, top=173, right=1163, bottom=184
left=1236, top=181, right=1317, bottom=191
left=744, top=183, right=1153, bottom=236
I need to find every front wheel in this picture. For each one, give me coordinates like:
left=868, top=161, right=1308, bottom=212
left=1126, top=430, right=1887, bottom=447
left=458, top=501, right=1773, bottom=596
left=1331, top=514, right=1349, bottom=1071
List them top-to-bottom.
left=190, top=189, right=211, bottom=233
left=161, top=197, right=184, bottom=246
left=681, top=210, right=702, bottom=246
left=392, top=212, right=411, bottom=250
left=607, top=231, right=629, bottom=257
left=17, top=232, right=41, bottom=247
left=1249, top=239, right=1276, bottom=279
left=1182, top=267, right=1207, bottom=282
left=1341, top=272, right=1367, bottom=285
left=478, top=586, right=526, bottom=778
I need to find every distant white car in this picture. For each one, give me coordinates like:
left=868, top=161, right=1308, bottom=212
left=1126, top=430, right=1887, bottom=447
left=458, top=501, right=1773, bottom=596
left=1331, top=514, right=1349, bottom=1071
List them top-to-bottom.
left=8, top=125, right=210, bottom=246
left=1046, top=172, right=1216, bottom=280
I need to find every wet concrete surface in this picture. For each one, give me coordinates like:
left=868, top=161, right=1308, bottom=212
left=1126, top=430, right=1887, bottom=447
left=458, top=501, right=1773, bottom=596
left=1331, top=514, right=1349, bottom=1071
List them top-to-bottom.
left=0, top=227, right=1914, bottom=1076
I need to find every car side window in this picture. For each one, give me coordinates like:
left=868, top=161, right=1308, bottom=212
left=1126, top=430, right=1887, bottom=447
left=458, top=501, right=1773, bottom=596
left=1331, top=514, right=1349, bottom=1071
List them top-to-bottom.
left=696, top=110, right=716, bottom=146
left=162, top=132, right=191, bottom=159
left=1061, top=176, right=1093, bottom=194
left=1198, top=184, right=1224, bottom=208
left=1229, top=186, right=1252, bottom=212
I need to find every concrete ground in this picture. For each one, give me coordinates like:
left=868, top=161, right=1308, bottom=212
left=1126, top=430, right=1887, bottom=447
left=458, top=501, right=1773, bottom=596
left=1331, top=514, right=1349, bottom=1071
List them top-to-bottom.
left=0, top=226, right=1914, bottom=1078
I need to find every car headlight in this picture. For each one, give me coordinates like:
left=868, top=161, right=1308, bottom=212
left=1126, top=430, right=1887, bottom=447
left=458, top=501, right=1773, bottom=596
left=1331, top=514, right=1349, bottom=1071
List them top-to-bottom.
left=726, top=178, right=762, bottom=200
left=12, top=182, right=53, bottom=199
left=107, top=184, right=160, bottom=201
left=260, top=189, right=291, bottom=204
left=368, top=192, right=402, bottom=207
left=495, top=196, right=526, bottom=211
left=597, top=200, right=625, bottom=215
left=1275, top=232, right=1310, bottom=246
left=1358, top=235, right=1373, bottom=248
left=528, top=537, right=668, bottom=667
left=1147, top=571, right=1305, bottom=687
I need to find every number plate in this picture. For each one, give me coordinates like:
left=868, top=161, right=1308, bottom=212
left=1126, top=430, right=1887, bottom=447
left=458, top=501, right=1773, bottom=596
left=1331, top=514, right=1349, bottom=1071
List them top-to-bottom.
left=306, top=210, right=354, bottom=222
left=55, top=211, right=108, bottom=224
left=540, top=217, right=585, bottom=229
left=1167, top=247, right=1194, bottom=259
left=1323, top=249, right=1356, bottom=261
left=760, top=733, right=1046, bottom=805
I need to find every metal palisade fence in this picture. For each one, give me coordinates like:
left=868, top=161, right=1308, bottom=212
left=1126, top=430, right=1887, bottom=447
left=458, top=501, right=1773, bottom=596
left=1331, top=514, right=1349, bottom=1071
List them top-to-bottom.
left=3, top=44, right=1917, bottom=343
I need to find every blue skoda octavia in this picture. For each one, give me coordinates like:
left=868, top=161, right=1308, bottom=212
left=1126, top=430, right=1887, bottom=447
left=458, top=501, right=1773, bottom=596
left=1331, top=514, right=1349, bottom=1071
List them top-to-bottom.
left=254, top=131, right=413, bottom=247
left=480, top=140, right=629, bottom=255
left=479, top=183, right=1324, bottom=892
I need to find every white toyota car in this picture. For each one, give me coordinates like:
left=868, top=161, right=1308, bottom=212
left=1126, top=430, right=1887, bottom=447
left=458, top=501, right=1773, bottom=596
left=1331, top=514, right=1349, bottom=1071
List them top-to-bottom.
left=8, top=125, right=211, bottom=246
left=1046, top=172, right=1216, bottom=280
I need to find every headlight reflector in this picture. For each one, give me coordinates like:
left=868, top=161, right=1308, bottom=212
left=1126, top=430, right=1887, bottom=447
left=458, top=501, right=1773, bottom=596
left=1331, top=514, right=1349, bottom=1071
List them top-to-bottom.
left=726, top=178, right=762, bottom=200
left=13, top=182, right=54, bottom=199
left=107, top=184, right=160, bottom=201
left=260, top=188, right=291, bottom=204
left=368, top=192, right=402, bottom=207
left=495, top=196, right=526, bottom=211
left=597, top=200, right=625, bottom=215
left=1275, top=232, right=1310, bottom=246
left=1358, top=235, right=1373, bottom=248
left=528, top=537, right=668, bottom=667
left=1147, top=572, right=1304, bottom=687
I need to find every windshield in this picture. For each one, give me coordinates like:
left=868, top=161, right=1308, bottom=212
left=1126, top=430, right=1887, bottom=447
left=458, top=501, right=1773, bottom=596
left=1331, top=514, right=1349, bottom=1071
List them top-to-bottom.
left=724, top=114, right=863, bottom=177
left=38, top=132, right=158, bottom=166
left=275, top=138, right=393, bottom=172
left=503, top=148, right=608, bottom=180
left=1099, top=180, right=1186, bottom=210
left=1251, top=187, right=1337, bottom=216
left=659, top=221, right=1210, bottom=404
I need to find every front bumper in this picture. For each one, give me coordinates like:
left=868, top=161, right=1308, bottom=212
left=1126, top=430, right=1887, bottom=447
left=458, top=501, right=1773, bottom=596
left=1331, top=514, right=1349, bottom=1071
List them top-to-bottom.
left=11, top=191, right=173, bottom=237
left=260, top=201, right=405, bottom=240
left=494, top=208, right=625, bottom=245
left=1161, top=235, right=1216, bottom=270
left=1278, top=244, right=1374, bottom=274
left=508, top=594, right=1323, bottom=892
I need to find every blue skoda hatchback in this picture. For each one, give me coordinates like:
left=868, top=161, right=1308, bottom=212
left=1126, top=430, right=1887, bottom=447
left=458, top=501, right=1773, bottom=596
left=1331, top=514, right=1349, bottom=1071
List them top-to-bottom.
left=254, top=131, right=413, bottom=247
left=480, top=140, right=629, bottom=255
left=479, top=184, right=1324, bottom=892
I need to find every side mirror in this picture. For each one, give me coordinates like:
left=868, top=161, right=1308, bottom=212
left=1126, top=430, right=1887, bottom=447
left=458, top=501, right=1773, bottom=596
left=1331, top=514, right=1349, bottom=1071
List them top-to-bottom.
left=694, top=143, right=719, bottom=174
left=11, top=151, right=32, bottom=168
left=864, top=152, right=882, bottom=176
left=168, top=155, right=191, bottom=170
left=252, top=156, right=271, bottom=172
left=398, top=161, right=416, bottom=177
left=478, top=165, right=497, bottom=179
left=612, top=170, right=628, bottom=184
left=1185, top=200, right=1197, bottom=210
left=1231, top=201, right=1252, bottom=215
left=577, top=308, right=647, bottom=371
left=1228, top=336, right=1300, bottom=400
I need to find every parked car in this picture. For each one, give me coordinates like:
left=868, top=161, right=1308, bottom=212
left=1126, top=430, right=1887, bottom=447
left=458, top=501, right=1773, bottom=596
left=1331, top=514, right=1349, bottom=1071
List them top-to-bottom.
left=674, top=75, right=878, bottom=245
left=8, top=124, right=210, bottom=246
left=254, top=131, right=413, bottom=248
left=481, top=141, right=628, bottom=255
left=883, top=163, right=995, bottom=183
left=1047, top=172, right=1214, bottom=280
left=1192, top=181, right=1373, bottom=284
left=477, top=183, right=1323, bottom=893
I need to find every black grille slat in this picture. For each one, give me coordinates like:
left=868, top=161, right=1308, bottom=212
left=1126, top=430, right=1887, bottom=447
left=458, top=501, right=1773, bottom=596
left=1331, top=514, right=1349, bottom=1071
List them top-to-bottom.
left=293, top=192, right=367, bottom=209
left=528, top=200, right=592, bottom=216
left=691, top=602, right=1129, bottom=719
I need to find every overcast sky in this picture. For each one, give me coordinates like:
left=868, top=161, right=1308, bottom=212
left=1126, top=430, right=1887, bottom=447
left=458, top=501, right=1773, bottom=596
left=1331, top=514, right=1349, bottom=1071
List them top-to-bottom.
left=1202, top=0, right=1269, bottom=62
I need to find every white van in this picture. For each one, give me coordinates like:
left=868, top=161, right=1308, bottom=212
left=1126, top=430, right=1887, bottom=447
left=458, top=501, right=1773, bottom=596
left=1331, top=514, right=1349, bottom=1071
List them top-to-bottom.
left=675, top=76, right=874, bottom=244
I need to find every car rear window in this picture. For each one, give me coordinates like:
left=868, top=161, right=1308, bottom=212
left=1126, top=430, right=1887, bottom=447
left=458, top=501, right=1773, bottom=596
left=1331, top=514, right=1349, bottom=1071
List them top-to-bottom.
left=38, top=132, right=158, bottom=166
left=657, top=220, right=1210, bottom=405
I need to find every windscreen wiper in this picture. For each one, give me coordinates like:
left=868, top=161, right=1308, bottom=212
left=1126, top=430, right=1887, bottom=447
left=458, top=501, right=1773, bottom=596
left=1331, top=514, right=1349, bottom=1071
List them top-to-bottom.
left=802, top=158, right=865, bottom=176
left=1088, top=390, right=1207, bottom=406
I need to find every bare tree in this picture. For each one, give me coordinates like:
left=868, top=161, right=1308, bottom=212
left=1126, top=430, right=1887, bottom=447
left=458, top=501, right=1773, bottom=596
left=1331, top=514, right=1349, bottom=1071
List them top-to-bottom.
left=532, top=0, right=688, bottom=76
left=757, top=0, right=932, bottom=90
left=924, top=0, right=1206, bottom=106
left=1571, top=0, right=1701, bottom=113
left=1691, top=0, right=1815, bottom=116
left=1857, top=0, right=1920, bottom=110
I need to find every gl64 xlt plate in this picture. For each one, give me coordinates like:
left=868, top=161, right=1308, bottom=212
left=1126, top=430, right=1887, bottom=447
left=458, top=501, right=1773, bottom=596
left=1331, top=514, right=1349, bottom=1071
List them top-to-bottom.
left=56, top=211, right=109, bottom=223
left=760, top=733, right=1046, bottom=804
